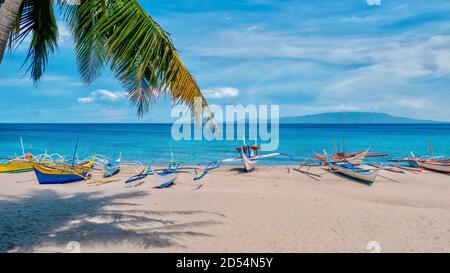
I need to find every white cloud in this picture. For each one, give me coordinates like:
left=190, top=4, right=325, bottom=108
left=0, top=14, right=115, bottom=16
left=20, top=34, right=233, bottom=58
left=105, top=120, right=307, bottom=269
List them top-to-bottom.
left=185, top=27, right=450, bottom=120
left=190, top=27, right=450, bottom=79
left=204, top=87, right=240, bottom=99
left=78, top=89, right=128, bottom=103
left=395, top=98, right=429, bottom=110
left=281, top=103, right=379, bottom=117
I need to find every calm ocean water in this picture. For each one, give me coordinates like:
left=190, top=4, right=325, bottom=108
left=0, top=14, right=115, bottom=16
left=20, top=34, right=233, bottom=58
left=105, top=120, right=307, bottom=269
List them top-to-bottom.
left=0, top=123, right=449, bottom=165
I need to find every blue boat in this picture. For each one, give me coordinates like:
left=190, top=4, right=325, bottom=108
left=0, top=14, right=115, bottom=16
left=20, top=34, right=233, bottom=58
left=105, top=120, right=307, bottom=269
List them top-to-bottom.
left=324, top=150, right=379, bottom=184
left=103, top=154, right=121, bottom=178
left=31, top=161, right=93, bottom=184
left=103, top=161, right=120, bottom=177
left=151, top=166, right=177, bottom=188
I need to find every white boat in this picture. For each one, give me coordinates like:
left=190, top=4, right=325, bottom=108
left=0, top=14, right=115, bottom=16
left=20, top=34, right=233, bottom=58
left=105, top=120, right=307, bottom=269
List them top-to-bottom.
left=203, top=138, right=288, bottom=174
left=236, top=145, right=282, bottom=172
left=239, top=147, right=257, bottom=172
left=314, top=148, right=369, bottom=165
left=346, top=149, right=370, bottom=165
left=325, top=151, right=379, bottom=184
left=417, top=160, right=450, bottom=173
left=328, top=162, right=379, bottom=184
left=151, top=166, right=177, bottom=188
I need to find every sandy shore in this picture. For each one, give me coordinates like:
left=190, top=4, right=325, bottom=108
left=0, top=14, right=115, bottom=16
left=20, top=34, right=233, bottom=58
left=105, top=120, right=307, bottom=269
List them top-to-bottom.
left=0, top=165, right=449, bottom=253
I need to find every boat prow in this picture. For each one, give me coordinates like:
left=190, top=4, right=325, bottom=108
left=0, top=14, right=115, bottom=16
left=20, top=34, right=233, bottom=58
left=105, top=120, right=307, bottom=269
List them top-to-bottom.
left=314, top=148, right=370, bottom=165
left=240, top=149, right=257, bottom=172
left=324, top=150, right=378, bottom=185
left=0, top=159, right=33, bottom=173
left=103, top=160, right=121, bottom=178
left=417, top=160, right=450, bottom=173
left=330, top=163, right=379, bottom=184
left=151, top=166, right=177, bottom=188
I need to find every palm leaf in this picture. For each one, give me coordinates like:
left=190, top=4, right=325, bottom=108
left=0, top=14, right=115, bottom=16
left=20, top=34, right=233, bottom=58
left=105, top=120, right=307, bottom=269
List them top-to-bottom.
left=10, top=0, right=58, bottom=82
left=60, top=0, right=214, bottom=123
left=62, top=0, right=107, bottom=84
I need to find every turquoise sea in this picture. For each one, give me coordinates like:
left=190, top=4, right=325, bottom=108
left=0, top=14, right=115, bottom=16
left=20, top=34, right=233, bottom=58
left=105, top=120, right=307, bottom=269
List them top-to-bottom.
left=0, top=123, right=449, bottom=165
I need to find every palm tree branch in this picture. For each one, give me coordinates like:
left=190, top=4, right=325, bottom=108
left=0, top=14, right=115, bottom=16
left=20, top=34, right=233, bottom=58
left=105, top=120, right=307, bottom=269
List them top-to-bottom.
left=9, top=0, right=58, bottom=82
left=61, top=0, right=213, bottom=122
left=61, top=0, right=108, bottom=84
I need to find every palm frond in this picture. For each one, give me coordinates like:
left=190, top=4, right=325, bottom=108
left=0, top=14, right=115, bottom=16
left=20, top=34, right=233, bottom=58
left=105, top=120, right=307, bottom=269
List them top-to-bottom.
left=10, top=0, right=58, bottom=82
left=60, top=0, right=213, bottom=123
left=61, top=0, right=107, bottom=84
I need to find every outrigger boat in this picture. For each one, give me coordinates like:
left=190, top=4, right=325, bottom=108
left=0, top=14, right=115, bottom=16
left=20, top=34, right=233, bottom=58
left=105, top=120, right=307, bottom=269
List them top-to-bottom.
left=31, top=136, right=95, bottom=184
left=0, top=137, right=34, bottom=173
left=203, top=138, right=293, bottom=173
left=410, top=139, right=449, bottom=173
left=123, top=140, right=288, bottom=186
left=314, top=140, right=387, bottom=165
left=237, top=145, right=258, bottom=172
left=314, top=148, right=370, bottom=165
left=324, top=150, right=379, bottom=184
left=389, top=151, right=424, bottom=169
left=124, top=152, right=207, bottom=187
left=0, top=154, right=34, bottom=173
left=100, top=154, right=121, bottom=178
left=150, top=154, right=179, bottom=188
left=417, top=158, right=450, bottom=173
left=31, top=160, right=94, bottom=184
left=104, top=160, right=121, bottom=177
left=151, top=165, right=177, bottom=188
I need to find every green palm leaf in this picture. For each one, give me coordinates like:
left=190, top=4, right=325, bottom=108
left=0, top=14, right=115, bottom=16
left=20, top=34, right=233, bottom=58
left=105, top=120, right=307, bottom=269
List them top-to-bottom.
left=10, top=0, right=58, bottom=82
left=61, top=0, right=214, bottom=122
left=63, top=0, right=107, bottom=84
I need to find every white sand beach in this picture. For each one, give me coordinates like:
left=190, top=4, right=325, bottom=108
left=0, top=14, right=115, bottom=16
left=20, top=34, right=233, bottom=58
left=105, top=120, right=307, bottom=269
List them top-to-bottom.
left=1, top=166, right=449, bottom=253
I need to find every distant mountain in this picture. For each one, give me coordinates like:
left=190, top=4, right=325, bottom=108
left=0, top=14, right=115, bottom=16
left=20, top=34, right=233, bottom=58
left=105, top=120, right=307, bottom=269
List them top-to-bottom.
left=279, top=112, right=444, bottom=124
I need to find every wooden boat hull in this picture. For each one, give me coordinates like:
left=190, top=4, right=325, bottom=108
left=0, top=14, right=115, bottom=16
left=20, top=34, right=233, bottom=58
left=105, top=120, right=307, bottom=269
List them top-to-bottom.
left=315, top=149, right=369, bottom=165
left=240, top=150, right=257, bottom=172
left=0, top=160, right=33, bottom=173
left=406, top=160, right=419, bottom=168
left=31, top=161, right=93, bottom=184
left=418, top=161, right=450, bottom=173
left=329, top=163, right=379, bottom=184
left=103, top=164, right=120, bottom=178
left=152, top=167, right=177, bottom=188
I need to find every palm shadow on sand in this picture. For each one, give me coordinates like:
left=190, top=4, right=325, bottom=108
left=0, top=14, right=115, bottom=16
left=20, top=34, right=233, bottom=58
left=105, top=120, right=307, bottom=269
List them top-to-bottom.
left=0, top=189, right=224, bottom=252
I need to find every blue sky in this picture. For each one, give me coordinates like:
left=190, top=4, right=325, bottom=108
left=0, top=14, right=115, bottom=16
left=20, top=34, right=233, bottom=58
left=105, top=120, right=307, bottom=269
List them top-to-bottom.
left=1, top=0, right=450, bottom=122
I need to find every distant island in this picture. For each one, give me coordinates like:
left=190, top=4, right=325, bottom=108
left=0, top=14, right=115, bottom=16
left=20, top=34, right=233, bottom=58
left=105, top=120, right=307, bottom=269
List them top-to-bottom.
left=279, top=112, right=444, bottom=124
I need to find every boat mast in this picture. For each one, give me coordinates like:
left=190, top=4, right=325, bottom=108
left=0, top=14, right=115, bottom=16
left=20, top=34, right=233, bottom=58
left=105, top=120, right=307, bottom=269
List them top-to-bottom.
left=72, top=136, right=79, bottom=164
left=20, top=137, right=25, bottom=158
left=428, top=138, right=434, bottom=157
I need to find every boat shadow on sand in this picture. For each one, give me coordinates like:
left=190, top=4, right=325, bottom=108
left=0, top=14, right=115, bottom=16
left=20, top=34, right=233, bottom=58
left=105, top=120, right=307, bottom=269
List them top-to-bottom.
left=229, top=167, right=253, bottom=173
left=0, top=190, right=224, bottom=252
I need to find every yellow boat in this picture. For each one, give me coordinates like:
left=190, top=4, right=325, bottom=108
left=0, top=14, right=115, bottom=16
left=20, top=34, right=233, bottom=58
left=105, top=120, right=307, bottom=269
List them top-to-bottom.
left=0, top=154, right=33, bottom=173
left=31, top=160, right=94, bottom=184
